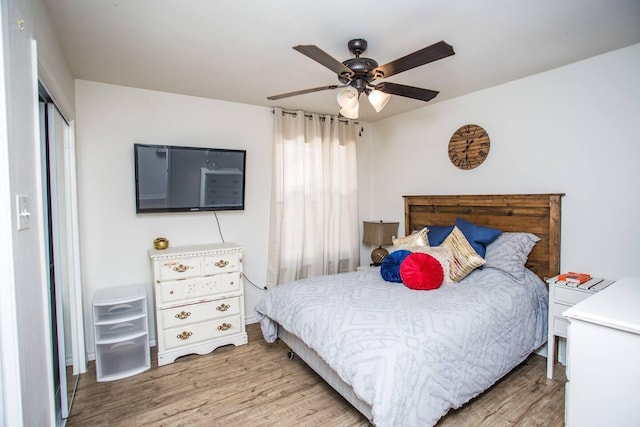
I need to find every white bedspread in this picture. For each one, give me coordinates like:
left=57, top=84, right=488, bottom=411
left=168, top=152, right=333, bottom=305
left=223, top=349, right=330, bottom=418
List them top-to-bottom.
left=256, top=267, right=548, bottom=426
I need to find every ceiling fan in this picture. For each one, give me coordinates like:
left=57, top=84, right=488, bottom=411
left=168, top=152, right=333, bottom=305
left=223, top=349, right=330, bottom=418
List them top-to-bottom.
left=267, top=38, right=455, bottom=118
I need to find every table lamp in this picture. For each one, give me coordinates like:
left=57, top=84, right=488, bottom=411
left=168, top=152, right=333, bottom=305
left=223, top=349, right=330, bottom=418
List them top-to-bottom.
left=362, top=221, right=399, bottom=266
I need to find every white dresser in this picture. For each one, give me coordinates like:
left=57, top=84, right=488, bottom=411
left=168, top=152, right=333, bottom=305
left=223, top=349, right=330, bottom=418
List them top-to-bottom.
left=149, top=243, right=248, bottom=366
left=563, top=277, right=640, bottom=427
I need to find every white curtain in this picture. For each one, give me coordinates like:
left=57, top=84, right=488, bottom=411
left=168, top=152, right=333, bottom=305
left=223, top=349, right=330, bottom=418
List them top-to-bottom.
left=267, top=107, right=359, bottom=287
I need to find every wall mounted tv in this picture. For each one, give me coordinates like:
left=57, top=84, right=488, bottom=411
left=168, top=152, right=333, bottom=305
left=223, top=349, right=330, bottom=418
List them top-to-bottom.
left=134, top=143, right=246, bottom=213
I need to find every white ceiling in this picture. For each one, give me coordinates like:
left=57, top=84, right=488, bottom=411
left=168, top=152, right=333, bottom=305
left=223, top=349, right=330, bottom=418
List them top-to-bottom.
left=42, top=0, right=640, bottom=122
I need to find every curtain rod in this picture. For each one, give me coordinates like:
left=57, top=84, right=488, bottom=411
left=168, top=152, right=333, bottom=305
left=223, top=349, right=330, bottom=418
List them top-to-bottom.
left=272, top=108, right=360, bottom=125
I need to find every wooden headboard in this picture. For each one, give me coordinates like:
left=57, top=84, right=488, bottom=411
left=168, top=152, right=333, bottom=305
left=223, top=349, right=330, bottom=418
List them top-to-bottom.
left=403, top=194, right=564, bottom=281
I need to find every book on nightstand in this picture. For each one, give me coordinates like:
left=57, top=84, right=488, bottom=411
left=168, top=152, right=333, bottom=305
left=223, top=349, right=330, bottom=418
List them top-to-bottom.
left=558, top=272, right=592, bottom=284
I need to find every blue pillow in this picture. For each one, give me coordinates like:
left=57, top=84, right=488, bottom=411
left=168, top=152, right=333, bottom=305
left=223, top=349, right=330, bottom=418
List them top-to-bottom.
left=454, top=217, right=502, bottom=258
left=426, top=225, right=454, bottom=246
left=380, top=250, right=411, bottom=283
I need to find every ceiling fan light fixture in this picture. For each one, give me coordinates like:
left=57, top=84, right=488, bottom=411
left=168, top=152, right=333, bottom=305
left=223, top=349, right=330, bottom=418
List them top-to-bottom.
left=267, top=39, right=455, bottom=116
left=336, top=87, right=359, bottom=109
left=368, top=90, right=391, bottom=112
left=340, top=103, right=359, bottom=119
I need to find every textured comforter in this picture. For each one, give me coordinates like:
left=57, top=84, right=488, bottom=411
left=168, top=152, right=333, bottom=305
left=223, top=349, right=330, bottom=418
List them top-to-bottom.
left=256, top=267, right=548, bottom=426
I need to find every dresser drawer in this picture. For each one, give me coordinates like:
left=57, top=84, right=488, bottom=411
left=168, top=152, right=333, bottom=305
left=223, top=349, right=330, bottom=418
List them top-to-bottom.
left=203, top=253, right=240, bottom=275
left=157, top=257, right=202, bottom=281
left=158, top=272, right=241, bottom=306
left=180, top=272, right=242, bottom=299
left=217, top=272, right=241, bottom=294
left=158, top=276, right=217, bottom=304
left=554, top=286, right=593, bottom=305
left=162, top=297, right=241, bottom=329
left=551, top=301, right=571, bottom=318
left=163, top=315, right=242, bottom=350
left=553, top=316, right=570, bottom=337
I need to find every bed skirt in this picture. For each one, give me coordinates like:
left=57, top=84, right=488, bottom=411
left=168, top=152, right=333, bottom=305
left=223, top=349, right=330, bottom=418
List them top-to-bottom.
left=277, top=324, right=374, bottom=424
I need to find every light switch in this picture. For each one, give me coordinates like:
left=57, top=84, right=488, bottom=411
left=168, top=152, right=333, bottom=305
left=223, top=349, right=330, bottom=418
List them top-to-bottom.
left=16, top=195, right=30, bottom=230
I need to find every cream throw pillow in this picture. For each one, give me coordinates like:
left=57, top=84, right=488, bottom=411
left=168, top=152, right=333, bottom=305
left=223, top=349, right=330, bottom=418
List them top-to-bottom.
left=441, top=226, right=485, bottom=281
left=392, top=227, right=428, bottom=250
left=407, top=245, right=453, bottom=284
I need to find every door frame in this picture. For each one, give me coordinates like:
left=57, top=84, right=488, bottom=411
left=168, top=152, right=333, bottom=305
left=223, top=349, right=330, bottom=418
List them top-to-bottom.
left=0, top=1, right=24, bottom=423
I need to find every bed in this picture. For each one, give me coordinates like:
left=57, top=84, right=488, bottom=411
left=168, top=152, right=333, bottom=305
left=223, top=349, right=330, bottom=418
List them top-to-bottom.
left=256, top=193, right=563, bottom=426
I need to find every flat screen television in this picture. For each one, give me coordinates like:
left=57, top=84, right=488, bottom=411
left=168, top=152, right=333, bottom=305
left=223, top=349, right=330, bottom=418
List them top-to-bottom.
left=134, top=143, right=246, bottom=213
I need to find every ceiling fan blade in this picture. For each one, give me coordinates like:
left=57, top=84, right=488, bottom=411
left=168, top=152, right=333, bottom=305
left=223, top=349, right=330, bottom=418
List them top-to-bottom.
left=374, top=41, right=455, bottom=79
left=293, top=44, right=354, bottom=78
left=375, top=82, right=439, bottom=102
left=267, top=85, right=338, bottom=100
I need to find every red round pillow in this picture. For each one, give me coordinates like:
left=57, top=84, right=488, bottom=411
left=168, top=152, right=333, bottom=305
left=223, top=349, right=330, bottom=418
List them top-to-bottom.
left=399, top=252, right=444, bottom=290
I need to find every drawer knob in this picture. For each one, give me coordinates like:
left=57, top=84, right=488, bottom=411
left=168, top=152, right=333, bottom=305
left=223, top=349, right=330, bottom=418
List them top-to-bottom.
left=215, top=259, right=229, bottom=268
left=173, top=264, right=192, bottom=273
left=216, top=303, right=230, bottom=312
left=174, top=311, right=191, bottom=320
left=217, top=322, right=232, bottom=331
left=176, top=331, right=193, bottom=340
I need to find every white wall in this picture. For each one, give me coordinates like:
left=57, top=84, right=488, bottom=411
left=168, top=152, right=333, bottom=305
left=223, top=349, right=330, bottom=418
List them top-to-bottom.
left=362, top=43, right=640, bottom=280
left=74, top=81, right=274, bottom=354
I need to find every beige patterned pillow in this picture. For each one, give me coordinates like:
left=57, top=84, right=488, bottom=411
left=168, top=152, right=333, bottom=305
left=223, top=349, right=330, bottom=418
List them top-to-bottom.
left=441, top=226, right=485, bottom=281
left=392, top=227, right=428, bottom=250
left=407, top=245, right=453, bottom=284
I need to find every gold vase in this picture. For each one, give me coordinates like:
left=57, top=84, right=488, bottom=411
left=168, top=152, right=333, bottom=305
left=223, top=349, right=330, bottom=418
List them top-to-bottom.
left=153, top=237, right=169, bottom=250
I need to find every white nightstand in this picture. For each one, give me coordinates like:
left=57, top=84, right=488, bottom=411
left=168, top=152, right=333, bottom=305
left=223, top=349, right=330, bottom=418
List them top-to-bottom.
left=357, top=265, right=380, bottom=272
left=546, top=276, right=614, bottom=379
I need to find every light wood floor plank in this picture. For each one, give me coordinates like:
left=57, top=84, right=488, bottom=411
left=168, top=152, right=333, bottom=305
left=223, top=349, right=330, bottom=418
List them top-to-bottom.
left=67, top=323, right=565, bottom=426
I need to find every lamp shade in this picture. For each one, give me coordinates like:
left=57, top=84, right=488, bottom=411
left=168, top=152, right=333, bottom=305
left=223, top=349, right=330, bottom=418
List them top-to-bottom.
left=337, top=87, right=359, bottom=109
left=368, top=90, right=391, bottom=112
left=340, top=103, right=359, bottom=119
left=362, top=221, right=399, bottom=247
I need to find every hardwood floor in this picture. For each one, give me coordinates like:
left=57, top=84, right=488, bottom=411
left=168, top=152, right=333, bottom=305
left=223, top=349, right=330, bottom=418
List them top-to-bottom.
left=67, top=323, right=566, bottom=426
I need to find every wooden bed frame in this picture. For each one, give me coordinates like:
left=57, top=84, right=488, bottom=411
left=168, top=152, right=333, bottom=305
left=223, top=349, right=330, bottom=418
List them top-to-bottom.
left=279, top=193, right=564, bottom=424
left=404, top=193, right=564, bottom=281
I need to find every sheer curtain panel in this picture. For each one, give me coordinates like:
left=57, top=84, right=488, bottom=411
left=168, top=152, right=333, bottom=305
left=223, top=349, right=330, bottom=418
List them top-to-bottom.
left=267, top=108, right=359, bottom=287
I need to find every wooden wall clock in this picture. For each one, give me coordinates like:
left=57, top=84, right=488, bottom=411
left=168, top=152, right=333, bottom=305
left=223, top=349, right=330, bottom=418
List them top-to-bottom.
left=448, top=124, right=490, bottom=170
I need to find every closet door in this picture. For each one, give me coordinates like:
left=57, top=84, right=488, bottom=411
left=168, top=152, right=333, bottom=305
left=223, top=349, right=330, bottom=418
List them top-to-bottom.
left=40, top=96, right=86, bottom=422
left=41, top=101, right=71, bottom=420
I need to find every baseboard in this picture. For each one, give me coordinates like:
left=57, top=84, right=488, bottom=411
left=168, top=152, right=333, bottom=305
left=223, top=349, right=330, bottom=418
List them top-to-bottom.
left=245, top=313, right=259, bottom=325
left=87, top=318, right=257, bottom=362
left=535, top=342, right=548, bottom=357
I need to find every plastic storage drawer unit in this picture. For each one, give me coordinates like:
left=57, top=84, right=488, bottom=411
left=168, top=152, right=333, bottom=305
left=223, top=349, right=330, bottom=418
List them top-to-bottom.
left=92, top=284, right=150, bottom=381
